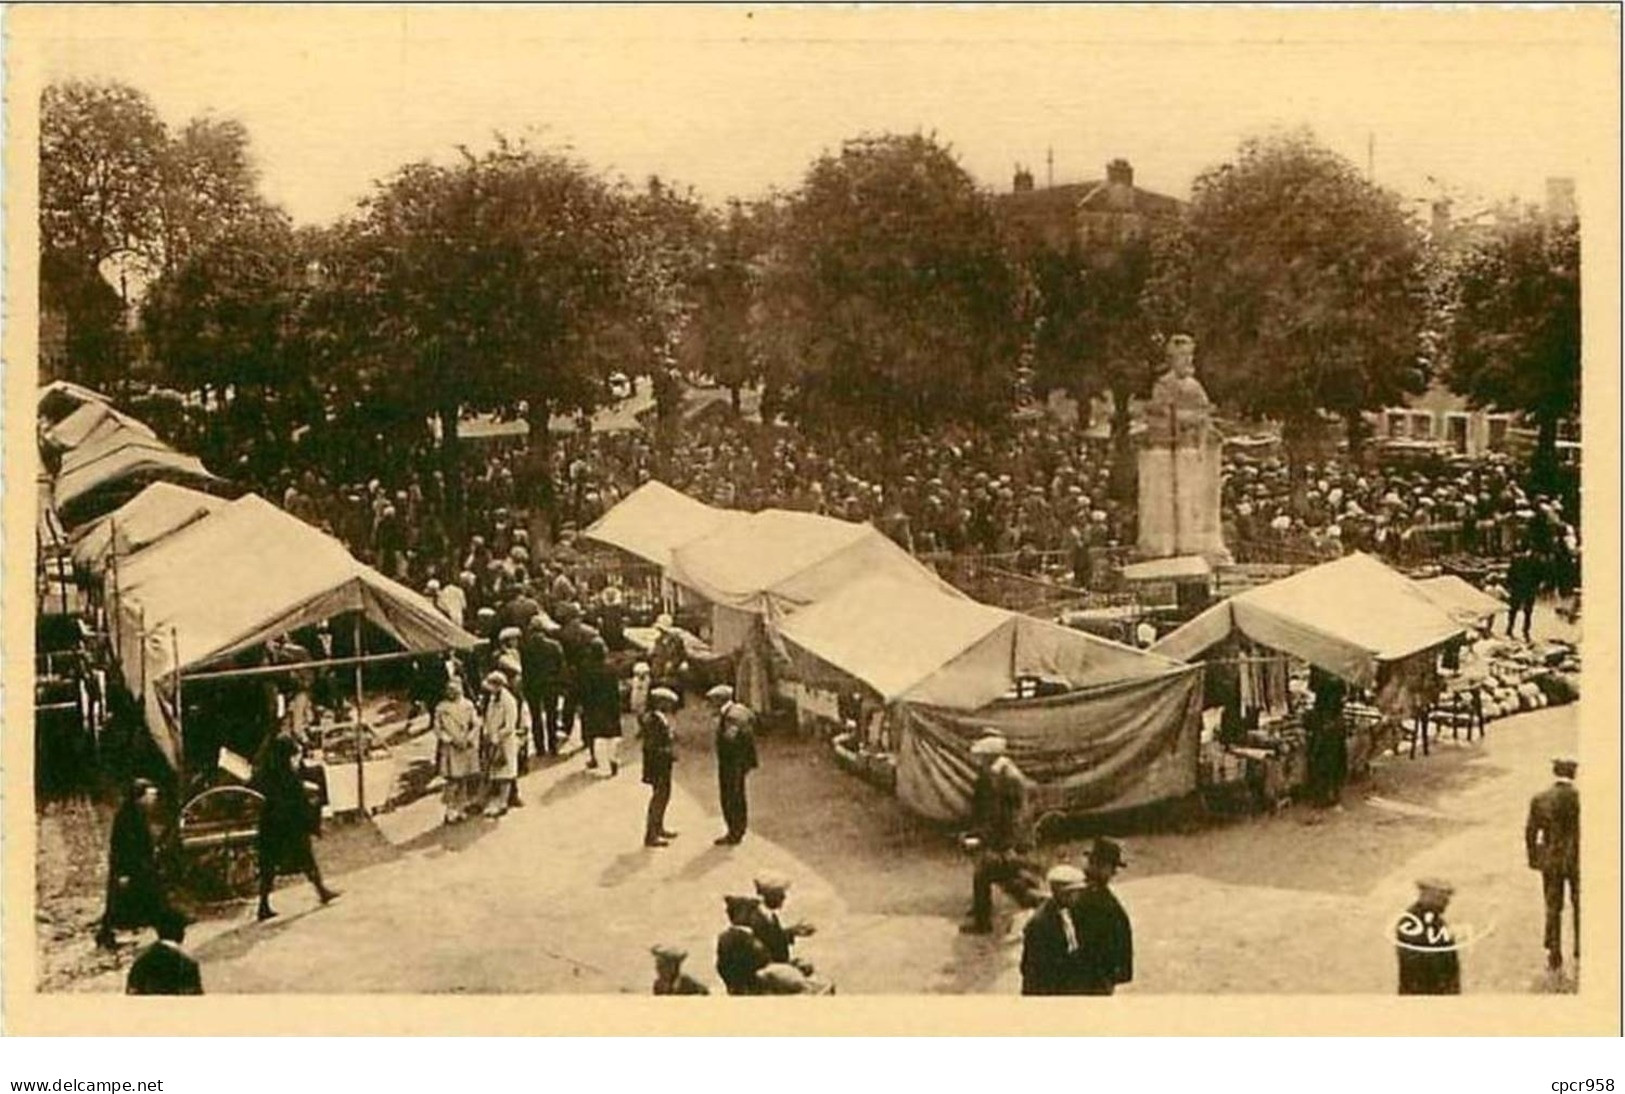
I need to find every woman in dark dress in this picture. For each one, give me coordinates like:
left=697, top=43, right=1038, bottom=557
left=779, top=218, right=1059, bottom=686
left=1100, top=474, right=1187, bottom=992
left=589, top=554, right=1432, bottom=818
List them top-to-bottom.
left=579, top=634, right=624, bottom=776
left=253, top=735, right=339, bottom=921
left=96, top=778, right=178, bottom=950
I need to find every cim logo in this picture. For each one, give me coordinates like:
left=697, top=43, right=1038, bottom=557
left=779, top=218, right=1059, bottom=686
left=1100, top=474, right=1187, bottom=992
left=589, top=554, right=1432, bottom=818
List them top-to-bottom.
left=1393, top=910, right=1498, bottom=953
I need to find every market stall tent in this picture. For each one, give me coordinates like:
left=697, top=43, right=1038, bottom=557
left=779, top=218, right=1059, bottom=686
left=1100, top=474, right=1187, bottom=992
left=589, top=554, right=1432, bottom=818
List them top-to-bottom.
left=38, top=380, right=109, bottom=426
left=43, top=400, right=157, bottom=453
left=56, top=427, right=174, bottom=481
left=53, top=445, right=221, bottom=531
left=582, top=479, right=747, bottom=569
left=71, top=482, right=227, bottom=574
left=109, top=494, right=478, bottom=768
left=667, top=507, right=963, bottom=652
left=1150, top=552, right=1463, bottom=687
left=777, top=573, right=1204, bottom=822
left=1415, top=575, right=1507, bottom=628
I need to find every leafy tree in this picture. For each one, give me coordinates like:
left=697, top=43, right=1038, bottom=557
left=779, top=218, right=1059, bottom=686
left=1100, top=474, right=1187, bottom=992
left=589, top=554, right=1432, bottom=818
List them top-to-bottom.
left=40, top=81, right=169, bottom=386
left=155, top=116, right=268, bottom=273
left=1174, top=131, right=1427, bottom=458
left=759, top=133, right=1021, bottom=432
left=324, top=140, right=652, bottom=523
left=676, top=200, right=767, bottom=414
left=1448, top=212, right=1579, bottom=491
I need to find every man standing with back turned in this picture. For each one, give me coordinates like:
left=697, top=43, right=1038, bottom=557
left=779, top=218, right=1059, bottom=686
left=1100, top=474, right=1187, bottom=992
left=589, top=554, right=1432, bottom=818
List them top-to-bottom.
left=1526, top=756, right=1580, bottom=970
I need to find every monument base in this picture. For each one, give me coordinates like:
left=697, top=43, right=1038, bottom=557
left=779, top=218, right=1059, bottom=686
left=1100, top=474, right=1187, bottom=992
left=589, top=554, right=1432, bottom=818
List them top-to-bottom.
left=1136, top=440, right=1231, bottom=566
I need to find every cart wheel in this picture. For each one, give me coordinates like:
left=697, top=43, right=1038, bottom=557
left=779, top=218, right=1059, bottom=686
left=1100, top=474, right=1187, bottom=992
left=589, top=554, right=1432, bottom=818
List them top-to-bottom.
left=1032, top=810, right=1069, bottom=845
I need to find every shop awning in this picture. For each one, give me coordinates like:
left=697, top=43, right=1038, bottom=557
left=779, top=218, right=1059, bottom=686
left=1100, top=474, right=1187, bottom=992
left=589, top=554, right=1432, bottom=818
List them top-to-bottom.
left=38, top=381, right=109, bottom=426
left=44, top=401, right=157, bottom=453
left=1120, top=555, right=1213, bottom=582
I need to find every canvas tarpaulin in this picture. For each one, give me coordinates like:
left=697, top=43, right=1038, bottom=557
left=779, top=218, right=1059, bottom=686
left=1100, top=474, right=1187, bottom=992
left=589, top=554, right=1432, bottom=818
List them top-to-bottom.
left=38, top=380, right=109, bottom=426
left=44, top=401, right=157, bottom=453
left=54, top=446, right=219, bottom=529
left=582, top=479, right=746, bottom=568
left=72, top=482, right=226, bottom=574
left=109, top=494, right=478, bottom=767
left=667, top=508, right=963, bottom=651
left=1151, top=552, right=1463, bottom=687
left=779, top=575, right=1180, bottom=711
left=1415, top=575, right=1506, bottom=627
left=894, top=667, right=1205, bottom=823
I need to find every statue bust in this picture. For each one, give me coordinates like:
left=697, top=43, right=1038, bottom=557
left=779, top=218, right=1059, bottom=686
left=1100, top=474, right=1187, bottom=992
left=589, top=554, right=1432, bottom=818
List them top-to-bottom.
left=1145, top=334, right=1212, bottom=447
left=1150, top=334, right=1211, bottom=411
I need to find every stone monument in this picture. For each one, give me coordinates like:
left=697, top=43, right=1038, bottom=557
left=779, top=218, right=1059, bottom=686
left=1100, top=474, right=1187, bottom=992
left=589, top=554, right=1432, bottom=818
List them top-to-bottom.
left=1136, top=334, right=1231, bottom=564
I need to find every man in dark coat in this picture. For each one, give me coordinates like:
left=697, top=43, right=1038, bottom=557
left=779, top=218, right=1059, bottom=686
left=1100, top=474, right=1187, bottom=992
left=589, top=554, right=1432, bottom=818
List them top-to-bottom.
left=1504, top=546, right=1543, bottom=641
left=499, top=584, right=543, bottom=636
left=555, top=603, right=593, bottom=748
left=520, top=618, right=566, bottom=756
left=708, top=685, right=758, bottom=846
left=641, top=688, right=680, bottom=847
left=960, top=732, right=1046, bottom=935
left=1526, top=757, right=1580, bottom=968
left=96, top=779, right=178, bottom=950
left=1071, top=838, right=1134, bottom=995
left=1020, top=864, right=1089, bottom=995
left=748, top=873, right=816, bottom=970
left=1395, top=878, right=1461, bottom=994
left=716, top=894, right=771, bottom=995
left=125, top=912, right=202, bottom=995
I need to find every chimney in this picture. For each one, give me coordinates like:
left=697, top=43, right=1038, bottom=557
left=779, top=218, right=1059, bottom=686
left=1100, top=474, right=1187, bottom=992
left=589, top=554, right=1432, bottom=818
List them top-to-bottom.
left=1106, top=159, right=1134, bottom=187
left=1013, top=165, right=1035, bottom=193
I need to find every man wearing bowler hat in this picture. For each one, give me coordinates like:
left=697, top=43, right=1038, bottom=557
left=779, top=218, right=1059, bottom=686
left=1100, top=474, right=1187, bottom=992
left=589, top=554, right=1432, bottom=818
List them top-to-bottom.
left=1526, top=757, right=1580, bottom=969
left=1071, top=838, right=1134, bottom=995
left=1395, top=878, right=1461, bottom=994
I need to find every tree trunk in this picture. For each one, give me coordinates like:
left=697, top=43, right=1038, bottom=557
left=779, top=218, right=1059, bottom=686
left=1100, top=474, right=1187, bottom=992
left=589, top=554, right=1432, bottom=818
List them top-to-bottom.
left=1108, top=382, right=1135, bottom=502
left=729, top=383, right=742, bottom=415
left=525, top=398, right=559, bottom=541
left=437, top=405, right=464, bottom=544
left=1343, top=408, right=1371, bottom=464
left=1529, top=410, right=1561, bottom=498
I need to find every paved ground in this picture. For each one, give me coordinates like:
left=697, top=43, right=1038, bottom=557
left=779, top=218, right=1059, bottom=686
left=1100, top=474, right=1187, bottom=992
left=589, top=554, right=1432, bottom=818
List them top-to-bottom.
left=57, top=690, right=1578, bottom=996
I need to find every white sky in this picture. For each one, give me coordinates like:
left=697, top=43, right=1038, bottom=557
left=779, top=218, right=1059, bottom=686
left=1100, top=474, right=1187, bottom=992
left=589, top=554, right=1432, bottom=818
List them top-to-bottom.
left=18, top=6, right=1616, bottom=226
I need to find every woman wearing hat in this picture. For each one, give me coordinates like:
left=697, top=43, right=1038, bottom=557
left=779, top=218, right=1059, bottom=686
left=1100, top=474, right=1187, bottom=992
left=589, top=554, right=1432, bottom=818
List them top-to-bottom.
left=579, top=633, right=623, bottom=776
left=479, top=670, right=521, bottom=817
left=95, top=778, right=180, bottom=950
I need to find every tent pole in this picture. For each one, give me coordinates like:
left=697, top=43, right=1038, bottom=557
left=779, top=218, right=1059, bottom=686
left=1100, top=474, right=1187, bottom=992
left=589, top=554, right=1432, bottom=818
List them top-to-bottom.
left=353, top=615, right=365, bottom=813
left=171, top=627, right=184, bottom=784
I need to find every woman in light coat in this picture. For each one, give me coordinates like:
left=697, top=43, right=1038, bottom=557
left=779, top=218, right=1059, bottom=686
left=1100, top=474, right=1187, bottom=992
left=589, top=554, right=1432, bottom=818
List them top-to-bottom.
left=480, top=671, right=521, bottom=817
left=433, top=678, right=480, bottom=823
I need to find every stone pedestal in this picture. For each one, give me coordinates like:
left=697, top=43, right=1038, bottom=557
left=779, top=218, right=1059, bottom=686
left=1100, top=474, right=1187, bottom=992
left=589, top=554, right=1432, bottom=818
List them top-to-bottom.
left=1137, top=434, right=1231, bottom=565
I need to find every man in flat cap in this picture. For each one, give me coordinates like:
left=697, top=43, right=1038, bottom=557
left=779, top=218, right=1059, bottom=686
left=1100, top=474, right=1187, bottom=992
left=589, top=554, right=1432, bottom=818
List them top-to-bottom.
left=708, top=685, right=758, bottom=846
left=641, top=687, right=681, bottom=847
left=960, top=730, right=1046, bottom=935
left=1526, top=757, right=1580, bottom=969
left=1071, top=838, right=1134, bottom=995
left=1020, top=864, right=1089, bottom=995
left=749, top=874, right=816, bottom=971
left=1395, top=878, right=1461, bottom=994
left=716, top=894, right=771, bottom=995
left=651, top=944, right=709, bottom=995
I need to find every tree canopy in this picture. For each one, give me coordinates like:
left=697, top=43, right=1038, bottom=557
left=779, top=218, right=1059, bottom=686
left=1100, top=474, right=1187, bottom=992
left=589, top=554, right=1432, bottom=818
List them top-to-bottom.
left=1174, top=131, right=1428, bottom=450
left=758, top=133, right=1021, bottom=431
left=1448, top=211, right=1580, bottom=486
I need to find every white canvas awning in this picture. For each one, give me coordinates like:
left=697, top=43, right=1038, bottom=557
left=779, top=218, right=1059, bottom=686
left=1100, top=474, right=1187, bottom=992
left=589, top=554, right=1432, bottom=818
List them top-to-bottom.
left=44, top=401, right=157, bottom=453
left=582, top=480, right=746, bottom=568
left=72, top=482, right=226, bottom=574
left=1151, top=552, right=1463, bottom=685
left=780, top=573, right=1183, bottom=711
left=1415, top=575, right=1507, bottom=627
